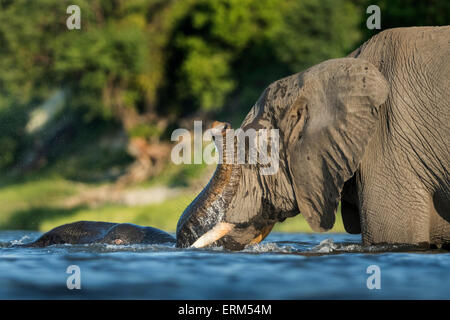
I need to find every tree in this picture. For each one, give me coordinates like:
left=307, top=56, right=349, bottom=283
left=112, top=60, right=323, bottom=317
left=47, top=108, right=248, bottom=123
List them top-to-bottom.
left=0, top=0, right=394, bottom=181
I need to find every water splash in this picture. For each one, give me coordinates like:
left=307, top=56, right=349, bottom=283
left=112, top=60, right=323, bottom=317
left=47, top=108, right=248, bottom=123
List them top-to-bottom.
left=10, top=235, right=32, bottom=246
left=308, top=238, right=432, bottom=254
left=311, top=239, right=338, bottom=253
left=52, top=242, right=178, bottom=253
left=186, top=242, right=295, bottom=253
left=243, top=242, right=295, bottom=253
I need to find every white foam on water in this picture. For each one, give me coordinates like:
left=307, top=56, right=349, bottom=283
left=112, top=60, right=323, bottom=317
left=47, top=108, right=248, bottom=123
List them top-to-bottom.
left=10, top=235, right=32, bottom=246
left=308, top=238, right=420, bottom=254
left=310, top=239, right=368, bottom=253
left=311, top=239, right=338, bottom=253
left=87, top=242, right=176, bottom=253
left=186, top=242, right=295, bottom=253
left=243, top=242, right=295, bottom=253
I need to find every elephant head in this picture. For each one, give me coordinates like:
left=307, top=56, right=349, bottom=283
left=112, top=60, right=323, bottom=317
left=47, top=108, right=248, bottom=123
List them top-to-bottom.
left=176, top=58, right=389, bottom=250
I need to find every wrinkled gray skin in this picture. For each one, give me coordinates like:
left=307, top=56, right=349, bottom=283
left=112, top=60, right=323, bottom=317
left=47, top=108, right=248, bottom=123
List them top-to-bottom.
left=177, top=26, right=450, bottom=250
left=24, top=221, right=175, bottom=247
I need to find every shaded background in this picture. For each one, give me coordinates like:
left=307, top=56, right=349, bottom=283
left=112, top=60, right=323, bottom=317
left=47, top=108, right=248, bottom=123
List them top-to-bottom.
left=0, top=0, right=448, bottom=233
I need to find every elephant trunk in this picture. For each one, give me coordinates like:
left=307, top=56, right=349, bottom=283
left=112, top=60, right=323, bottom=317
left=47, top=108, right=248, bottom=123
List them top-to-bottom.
left=175, top=121, right=277, bottom=250
left=175, top=162, right=241, bottom=248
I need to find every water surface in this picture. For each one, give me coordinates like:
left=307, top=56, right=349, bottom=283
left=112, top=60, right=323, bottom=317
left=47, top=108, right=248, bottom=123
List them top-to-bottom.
left=0, top=231, right=448, bottom=299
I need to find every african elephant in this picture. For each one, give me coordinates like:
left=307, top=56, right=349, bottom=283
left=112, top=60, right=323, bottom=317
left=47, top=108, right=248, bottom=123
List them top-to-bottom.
left=176, top=26, right=450, bottom=250
left=24, top=221, right=175, bottom=247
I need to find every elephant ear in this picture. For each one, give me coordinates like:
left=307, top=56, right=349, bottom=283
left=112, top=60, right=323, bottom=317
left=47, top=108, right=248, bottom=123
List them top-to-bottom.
left=286, top=58, right=389, bottom=231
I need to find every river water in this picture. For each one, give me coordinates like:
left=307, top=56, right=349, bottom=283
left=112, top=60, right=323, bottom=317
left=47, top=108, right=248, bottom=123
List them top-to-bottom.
left=0, top=231, right=448, bottom=299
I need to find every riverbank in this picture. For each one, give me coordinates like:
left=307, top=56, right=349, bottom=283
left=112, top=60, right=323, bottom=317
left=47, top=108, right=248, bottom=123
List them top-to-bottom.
left=0, top=166, right=345, bottom=233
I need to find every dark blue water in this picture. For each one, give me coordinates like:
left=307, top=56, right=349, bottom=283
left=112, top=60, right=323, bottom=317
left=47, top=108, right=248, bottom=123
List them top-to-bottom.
left=0, top=231, right=448, bottom=299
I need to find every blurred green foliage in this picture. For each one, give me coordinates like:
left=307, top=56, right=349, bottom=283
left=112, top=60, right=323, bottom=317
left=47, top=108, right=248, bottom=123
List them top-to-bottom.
left=0, top=0, right=447, bottom=174
left=0, top=0, right=367, bottom=172
left=170, top=0, right=363, bottom=119
left=0, top=106, right=27, bottom=168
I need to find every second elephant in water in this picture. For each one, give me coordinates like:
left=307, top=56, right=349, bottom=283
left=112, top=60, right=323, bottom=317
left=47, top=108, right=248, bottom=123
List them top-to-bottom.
left=25, top=221, right=175, bottom=247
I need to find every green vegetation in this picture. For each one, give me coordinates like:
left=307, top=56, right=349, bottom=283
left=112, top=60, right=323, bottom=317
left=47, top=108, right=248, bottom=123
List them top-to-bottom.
left=0, top=0, right=365, bottom=172
left=0, top=160, right=212, bottom=231
left=0, top=171, right=345, bottom=233
left=0, top=178, right=82, bottom=228
left=39, top=194, right=197, bottom=233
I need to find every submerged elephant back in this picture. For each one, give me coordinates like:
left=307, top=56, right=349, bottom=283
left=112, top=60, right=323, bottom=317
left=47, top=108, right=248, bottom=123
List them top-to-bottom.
left=24, top=221, right=175, bottom=247
left=102, top=224, right=176, bottom=245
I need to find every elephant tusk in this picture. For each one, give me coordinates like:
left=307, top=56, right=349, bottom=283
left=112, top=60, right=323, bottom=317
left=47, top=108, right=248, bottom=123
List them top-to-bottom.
left=191, top=222, right=235, bottom=248
left=249, top=224, right=275, bottom=245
